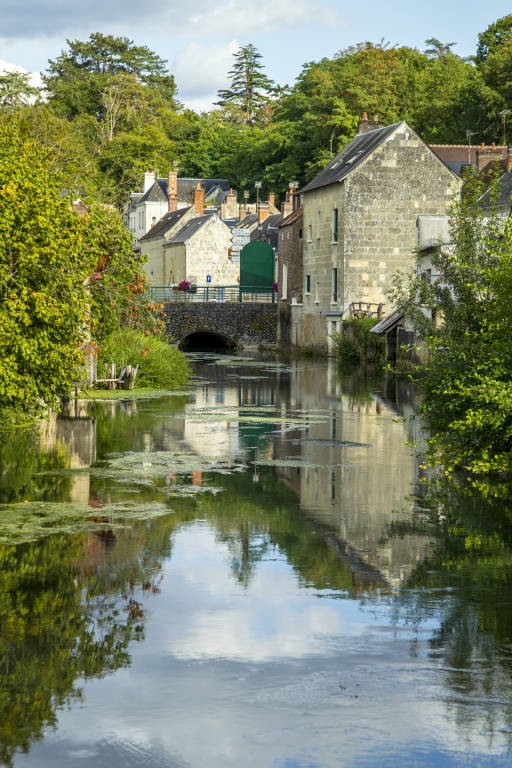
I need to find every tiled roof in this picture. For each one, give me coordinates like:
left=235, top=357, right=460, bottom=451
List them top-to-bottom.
left=300, top=122, right=400, bottom=193
left=139, top=206, right=193, bottom=242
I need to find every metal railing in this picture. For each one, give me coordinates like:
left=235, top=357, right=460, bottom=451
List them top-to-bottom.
left=147, top=285, right=277, bottom=304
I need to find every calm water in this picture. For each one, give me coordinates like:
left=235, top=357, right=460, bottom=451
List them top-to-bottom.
left=1, top=354, right=512, bottom=767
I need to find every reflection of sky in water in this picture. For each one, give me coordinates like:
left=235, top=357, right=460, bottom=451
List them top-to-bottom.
left=15, top=522, right=511, bottom=768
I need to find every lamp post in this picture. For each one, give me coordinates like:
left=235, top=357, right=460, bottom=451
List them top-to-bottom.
left=499, top=109, right=511, bottom=147
left=255, top=180, right=262, bottom=218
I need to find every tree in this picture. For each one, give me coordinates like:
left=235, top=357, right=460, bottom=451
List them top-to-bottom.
left=476, top=15, right=512, bottom=64
left=43, top=33, right=176, bottom=120
left=424, top=38, right=457, bottom=58
left=216, top=44, right=275, bottom=125
left=0, top=71, right=40, bottom=110
left=0, top=121, right=92, bottom=412
left=392, top=173, right=512, bottom=477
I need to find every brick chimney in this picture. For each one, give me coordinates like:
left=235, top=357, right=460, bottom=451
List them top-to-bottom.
left=358, top=112, right=383, bottom=133
left=476, top=145, right=506, bottom=175
left=167, top=170, right=178, bottom=212
left=193, top=182, right=205, bottom=215
left=281, top=184, right=295, bottom=218
left=267, top=193, right=275, bottom=208
left=258, top=207, right=270, bottom=224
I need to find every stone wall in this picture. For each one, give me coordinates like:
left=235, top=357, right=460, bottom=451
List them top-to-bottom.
left=301, top=121, right=461, bottom=352
left=164, top=302, right=278, bottom=348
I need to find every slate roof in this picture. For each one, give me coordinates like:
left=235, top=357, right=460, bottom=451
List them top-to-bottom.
left=300, top=122, right=401, bottom=193
left=478, top=171, right=512, bottom=210
left=136, top=178, right=231, bottom=206
left=139, top=206, right=193, bottom=242
left=165, top=214, right=216, bottom=245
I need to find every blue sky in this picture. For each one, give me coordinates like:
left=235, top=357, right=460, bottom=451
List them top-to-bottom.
left=0, top=0, right=510, bottom=111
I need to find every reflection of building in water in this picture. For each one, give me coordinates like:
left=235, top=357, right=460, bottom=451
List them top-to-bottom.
left=276, top=360, right=432, bottom=588
left=40, top=411, right=97, bottom=504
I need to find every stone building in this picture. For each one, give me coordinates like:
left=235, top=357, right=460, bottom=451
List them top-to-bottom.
left=297, top=117, right=461, bottom=353
left=124, top=170, right=232, bottom=248
left=276, top=205, right=303, bottom=346
left=164, top=212, right=236, bottom=288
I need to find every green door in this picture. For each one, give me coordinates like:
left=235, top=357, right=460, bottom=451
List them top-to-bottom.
left=240, top=241, right=275, bottom=288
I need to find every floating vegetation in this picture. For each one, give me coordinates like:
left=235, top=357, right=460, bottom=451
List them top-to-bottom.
left=79, top=389, right=192, bottom=401
left=289, top=438, right=371, bottom=448
left=95, top=451, right=247, bottom=486
left=254, top=458, right=349, bottom=469
left=0, top=500, right=173, bottom=545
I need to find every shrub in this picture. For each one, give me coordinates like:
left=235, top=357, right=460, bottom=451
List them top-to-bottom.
left=334, top=318, right=384, bottom=364
left=97, top=329, right=190, bottom=389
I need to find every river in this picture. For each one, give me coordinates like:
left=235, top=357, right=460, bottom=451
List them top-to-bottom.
left=1, top=353, right=511, bottom=767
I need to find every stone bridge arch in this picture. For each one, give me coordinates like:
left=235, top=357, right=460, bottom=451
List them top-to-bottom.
left=163, top=301, right=278, bottom=350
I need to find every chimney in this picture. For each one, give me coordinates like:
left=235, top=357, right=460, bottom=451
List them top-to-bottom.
left=358, top=111, right=383, bottom=133
left=476, top=145, right=506, bottom=174
left=167, top=170, right=178, bottom=212
left=144, top=171, right=155, bottom=192
left=193, top=182, right=205, bottom=215
left=281, top=184, right=295, bottom=217
left=267, top=193, right=275, bottom=208
left=258, top=207, right=270, bottom=224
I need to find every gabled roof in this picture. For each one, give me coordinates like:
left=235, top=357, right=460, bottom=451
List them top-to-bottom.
left=300, top=122, right=401, bottom=193
left=135, top=178, right=231, bottom=206
left=139, top=206, right=193, bottom=242
left=166, top=213, right=218, bottom=245
left=237, top=213, right=259, bottom=230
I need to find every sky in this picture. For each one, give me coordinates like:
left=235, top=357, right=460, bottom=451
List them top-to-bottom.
left=1, top=0, right=511, bottom=112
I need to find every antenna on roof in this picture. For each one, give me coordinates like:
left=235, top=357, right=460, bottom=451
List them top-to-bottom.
left=466, top=129, right=477, bottom=164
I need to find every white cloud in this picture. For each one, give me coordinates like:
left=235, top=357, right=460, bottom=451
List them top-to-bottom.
left=171, top=40, right=239, bottom=110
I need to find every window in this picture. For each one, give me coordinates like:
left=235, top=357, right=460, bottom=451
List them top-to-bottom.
left=332, top=208, right=339, bottom=243
left=316, top=210, right=321, bottom=239
left=307, top=224, right=312, bottom=242
left=298, top=228, right=303, bottom=240
left=282, top=264, right=288, bottom=300
left=332, top=267, right=338, bottom=303
left=305, top=274, right=311, bottom=294
left=315, top=280, right=320, bottom=303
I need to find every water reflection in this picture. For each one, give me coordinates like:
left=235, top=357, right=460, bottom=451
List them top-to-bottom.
left=0, top=354, right=511, bottom=767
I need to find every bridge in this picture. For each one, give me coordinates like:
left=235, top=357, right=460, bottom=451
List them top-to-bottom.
left=148, top=285, right=279, bottom=351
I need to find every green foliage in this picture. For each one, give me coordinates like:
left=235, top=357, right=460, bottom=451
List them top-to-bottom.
left=43, top=33, right=175, bottom=120
left=216, top=44, right=276, bottom=126
left=0, top=72, right=40, bottom=110
left=0, top=122, right=91, bottom=412
left=392, top=173, right=512, bottom=476
left=334, top=318, right=383, bottom=365
left=97, top=328, right=190, bottom=389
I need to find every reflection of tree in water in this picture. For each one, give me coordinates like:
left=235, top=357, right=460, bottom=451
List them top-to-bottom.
left=0, top=425, right=72, bottom=504
left=396, top=476, right=512, bottom=751
left=0, top=513, right=176, bottom=767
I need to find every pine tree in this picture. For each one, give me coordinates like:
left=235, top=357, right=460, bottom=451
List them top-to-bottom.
left=216, top=44, right=275, bottom=125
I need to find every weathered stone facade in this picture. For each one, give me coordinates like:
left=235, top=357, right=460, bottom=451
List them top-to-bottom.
left=299, top=121, right=461, bottom=352
left=165, top=214, right=237, bottom=287
left=164, top=302, right=278, bottom=349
